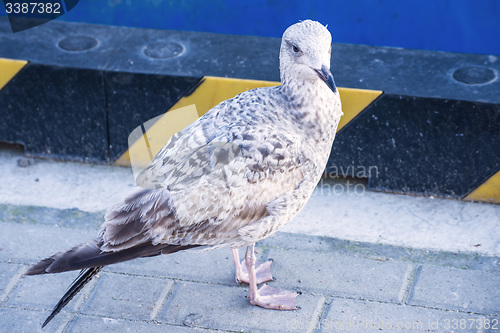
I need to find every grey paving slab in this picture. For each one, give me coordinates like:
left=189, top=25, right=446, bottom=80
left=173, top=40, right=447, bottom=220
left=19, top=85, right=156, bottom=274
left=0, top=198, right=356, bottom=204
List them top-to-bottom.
left=0, top=221, right=95, bottom=263
left=261, top=233, right=500, bottom=272
left=107, top=247, right=238, bottom=285
left=266, top=248, right=408, bottom=302
left=0, top=262, right=22, bottom=300
left=410, top=265, right=500, bottom=315
left=6, top=271, right=89, bottom=310
left=80, top=272, right=173, bottom=321
left=161, top=281, right=324, bottom=332
left=320, top=297, right=486, bottom=333
left=0, top=306, right=71, bottom=333
left=67, top=315, right=219, bottom=333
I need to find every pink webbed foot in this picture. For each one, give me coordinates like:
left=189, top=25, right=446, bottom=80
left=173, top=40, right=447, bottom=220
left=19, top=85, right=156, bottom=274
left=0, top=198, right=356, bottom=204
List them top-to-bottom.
left=242, top=244, right=299, bottom=311
left=232, top=248, right=274, bottom=285
left=248, top=284, right=298, bottom=310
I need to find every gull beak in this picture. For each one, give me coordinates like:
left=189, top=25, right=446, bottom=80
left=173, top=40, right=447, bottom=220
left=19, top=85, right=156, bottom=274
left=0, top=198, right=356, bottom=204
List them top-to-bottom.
left=314, top=64, right=337, bottom=93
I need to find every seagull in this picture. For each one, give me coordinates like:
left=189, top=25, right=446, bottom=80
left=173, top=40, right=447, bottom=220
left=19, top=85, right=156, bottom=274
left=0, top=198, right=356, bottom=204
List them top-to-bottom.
left=25, top=19, right=342, bottom=327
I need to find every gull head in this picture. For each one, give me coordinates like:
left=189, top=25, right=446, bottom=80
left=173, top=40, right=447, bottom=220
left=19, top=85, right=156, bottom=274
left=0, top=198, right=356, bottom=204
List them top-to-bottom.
left=279, top=20, right=336, bottom=93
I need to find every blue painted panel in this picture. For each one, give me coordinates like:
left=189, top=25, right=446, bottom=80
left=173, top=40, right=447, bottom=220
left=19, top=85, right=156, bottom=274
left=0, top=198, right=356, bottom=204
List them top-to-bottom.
left=2, top=0, right=499, bottom=55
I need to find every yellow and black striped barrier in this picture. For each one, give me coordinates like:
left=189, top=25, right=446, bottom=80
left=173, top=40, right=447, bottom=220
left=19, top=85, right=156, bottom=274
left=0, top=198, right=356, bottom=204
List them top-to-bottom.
left=0, top=18, right=499, bottom=204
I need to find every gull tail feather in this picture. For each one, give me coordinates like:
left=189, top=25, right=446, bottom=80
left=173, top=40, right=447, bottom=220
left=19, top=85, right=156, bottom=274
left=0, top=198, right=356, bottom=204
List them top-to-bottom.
left=25, top=239, right=200, bottom=275
left=25, top=240, right=103, bottom=275
left=42, top=266, right=102, bottom=328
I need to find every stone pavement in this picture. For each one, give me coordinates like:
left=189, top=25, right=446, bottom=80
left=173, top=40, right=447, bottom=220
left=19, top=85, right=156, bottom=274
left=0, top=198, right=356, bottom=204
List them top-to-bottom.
left=0, top=204, right=499, bottom=333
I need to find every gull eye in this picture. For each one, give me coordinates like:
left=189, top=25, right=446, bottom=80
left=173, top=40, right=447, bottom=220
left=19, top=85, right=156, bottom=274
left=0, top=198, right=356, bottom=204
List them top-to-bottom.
left=292, top=44, right=300, bottom=53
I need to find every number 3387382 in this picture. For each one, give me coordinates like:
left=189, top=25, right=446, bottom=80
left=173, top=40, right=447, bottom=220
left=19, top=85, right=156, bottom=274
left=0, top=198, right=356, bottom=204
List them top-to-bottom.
left=5, top=2, right=61, bottom=14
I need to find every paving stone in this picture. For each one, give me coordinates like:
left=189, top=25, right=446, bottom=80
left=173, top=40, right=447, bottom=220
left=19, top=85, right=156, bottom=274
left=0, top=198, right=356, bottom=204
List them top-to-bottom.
left=0, top=221, right=95, bottom=263
left=261, top=232, right=500, bottom=273
left=107, top=247, right=237, bottom=285
left=266, top=248, right=407, bottom=302
left=0, top=262, right=22, bottom=299
left=410, top=265, right=500, bottom=315
left=6, top=270, right=89, bottom=310
left=80, top=272, right=173, bottom=321
left=161, top=281, right=324, bottom=332
left=321, top=297, right=486, bottom=333
left=0, top=306, right=71, bottom=332
left=67, top=315, right=213, bottom=333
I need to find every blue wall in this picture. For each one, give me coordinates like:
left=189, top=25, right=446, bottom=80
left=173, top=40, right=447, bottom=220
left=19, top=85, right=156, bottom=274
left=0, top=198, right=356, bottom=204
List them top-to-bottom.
left=3, top=0, right=500, bottom=55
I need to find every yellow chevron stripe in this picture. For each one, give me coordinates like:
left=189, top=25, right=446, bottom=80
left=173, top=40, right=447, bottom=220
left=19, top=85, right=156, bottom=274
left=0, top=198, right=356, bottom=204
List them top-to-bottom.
left=0, top=58, right=28, bottom=90
left=116, top=76, right=382, bottom=169
left=167, top=76, right=280, bottom=118
left=337, top=87, right=382, bottom=131
left=115, top=104, right=200, bottom=177
left=464, top=170, right=500, bottom=203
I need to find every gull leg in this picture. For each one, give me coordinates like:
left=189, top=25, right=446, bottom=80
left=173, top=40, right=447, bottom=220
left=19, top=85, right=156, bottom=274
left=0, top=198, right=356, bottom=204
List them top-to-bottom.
left=245, top=244, right=298, bottom=310
left=232, top=248, right=273, bottom=285
left=232, top=248, right=246, bottom=284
